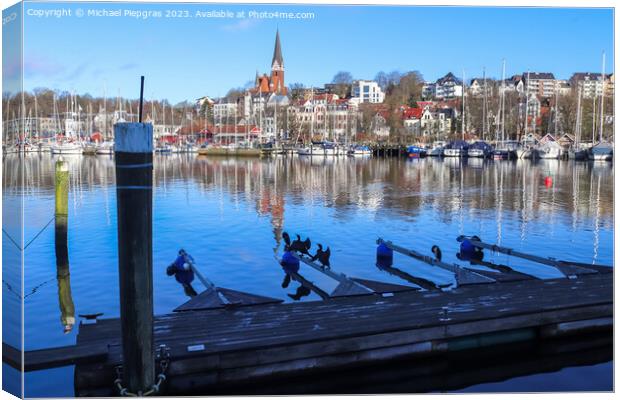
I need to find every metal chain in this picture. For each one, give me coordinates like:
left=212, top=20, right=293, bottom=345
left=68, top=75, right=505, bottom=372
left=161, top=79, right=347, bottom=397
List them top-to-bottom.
left=114, top=345, right=170, bottom=397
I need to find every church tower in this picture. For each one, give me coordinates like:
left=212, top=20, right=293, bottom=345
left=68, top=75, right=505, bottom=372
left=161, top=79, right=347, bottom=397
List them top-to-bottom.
left=270, top=30, right=286, bottom=95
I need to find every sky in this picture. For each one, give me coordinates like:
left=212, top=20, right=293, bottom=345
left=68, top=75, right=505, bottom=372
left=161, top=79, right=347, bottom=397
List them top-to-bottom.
left=12, top=1, right=615, bottom=104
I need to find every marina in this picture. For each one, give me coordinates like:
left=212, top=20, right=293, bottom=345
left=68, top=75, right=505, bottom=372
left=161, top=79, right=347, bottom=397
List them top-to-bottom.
left=1, top=4, right=614, bottom=396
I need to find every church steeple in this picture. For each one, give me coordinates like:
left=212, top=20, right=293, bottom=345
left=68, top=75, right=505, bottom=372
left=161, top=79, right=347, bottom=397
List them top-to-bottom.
left=271, top=29, right=284, bottom=71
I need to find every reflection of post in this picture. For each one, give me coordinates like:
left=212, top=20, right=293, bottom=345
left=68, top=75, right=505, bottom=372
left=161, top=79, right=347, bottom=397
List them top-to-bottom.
left=115, top=122, right=154, bottom=393
left=55, top=158, right=75, bottom=334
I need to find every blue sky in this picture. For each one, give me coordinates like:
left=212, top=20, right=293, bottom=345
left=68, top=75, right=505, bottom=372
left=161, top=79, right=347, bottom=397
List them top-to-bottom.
left=19, top=2, right=614, bottom=104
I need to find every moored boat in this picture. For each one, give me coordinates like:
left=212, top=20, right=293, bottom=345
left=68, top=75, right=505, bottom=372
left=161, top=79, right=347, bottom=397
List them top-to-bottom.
left=443, top=140, right=468, bottom=157
left=51, top=141, right=83, bottom=155
left=96, top=141, right=114, bottom=155
left=429, top=141, right=446, bottom=157
left=467, top=141, right=492, bottom=158
left=537, top=141, right=562, bottom=159
left=588, top=142, right=613, bottom=161
left=82, top=143, right=98, bottom=155
left=348, top=145, right=372, bottom=156
left=406, top=145, right=426, bottom=158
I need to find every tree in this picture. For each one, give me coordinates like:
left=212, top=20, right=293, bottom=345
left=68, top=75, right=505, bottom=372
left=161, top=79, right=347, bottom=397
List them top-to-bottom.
left=331, top=71, right=353, bottom=98
left=332, top=71, right=353, bottom=84
left=289, top=83, right=306, bottom=101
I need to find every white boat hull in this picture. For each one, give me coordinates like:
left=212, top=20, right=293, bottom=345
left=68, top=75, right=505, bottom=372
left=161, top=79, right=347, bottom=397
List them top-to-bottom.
left=51, top=144, right=83, bottom=154
left=443, top=148, right=463, bottom=157
left=538, top=148, right=561, bottom=159
left=467, top=149, right=485, bottom=158
left=589, top=153, right=612, bottom=161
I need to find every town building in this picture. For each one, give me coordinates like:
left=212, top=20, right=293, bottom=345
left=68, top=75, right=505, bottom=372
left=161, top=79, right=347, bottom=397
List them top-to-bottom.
left=521, top=72, right=556, bottom=98
left=424, top=73, right=464, bottom=100
left=569, top=73, right=614, bottom=98
left=351, top=80, right=385, bottom=103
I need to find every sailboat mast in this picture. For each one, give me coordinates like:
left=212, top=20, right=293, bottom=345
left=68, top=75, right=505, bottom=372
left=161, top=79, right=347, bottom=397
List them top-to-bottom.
left=598, top=51, right=605, bottom=143
left=500, top=60, right=506, bottom=143
left=482, top=67, right=487, bottom=140
left=461, top=69, right=465, bottom=141
left=524, top=71, right=530, bottom=137
left=553, top=83, right=559, bottom=136
left=103, top=84, right=107, bottom=140
left=311, top=87, right=315, bottom=142
left=575, top=87, right=582, bottom=146
left=591, top=91, right=596, bottom=144
left=34, top=95, right=39, bottom=139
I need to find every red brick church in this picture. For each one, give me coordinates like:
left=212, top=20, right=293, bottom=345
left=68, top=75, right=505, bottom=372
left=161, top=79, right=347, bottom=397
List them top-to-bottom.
left=251, top=30, right=287, bottom=95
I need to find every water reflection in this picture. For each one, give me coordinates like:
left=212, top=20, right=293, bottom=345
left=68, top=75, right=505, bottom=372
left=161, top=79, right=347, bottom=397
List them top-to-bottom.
left=4, top=153, right=614, bottom=396
left=5, top=155, right=613, bottom=220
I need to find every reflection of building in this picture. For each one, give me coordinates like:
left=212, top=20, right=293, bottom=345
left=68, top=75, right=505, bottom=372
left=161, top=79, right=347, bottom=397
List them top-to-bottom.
left=250, top=30, right=287, bottom=96
left=258, top=187, right=285, bottom=252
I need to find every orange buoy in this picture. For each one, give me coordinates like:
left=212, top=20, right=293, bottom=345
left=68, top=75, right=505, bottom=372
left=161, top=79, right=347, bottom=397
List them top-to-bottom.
left=544, top=176, right=553, bottom=187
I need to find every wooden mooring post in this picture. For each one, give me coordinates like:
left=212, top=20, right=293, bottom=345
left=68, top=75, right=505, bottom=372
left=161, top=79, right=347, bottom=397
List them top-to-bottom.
left=114, top=120, right=154, bottom=394
left=55, top=158, right=75, bottom=333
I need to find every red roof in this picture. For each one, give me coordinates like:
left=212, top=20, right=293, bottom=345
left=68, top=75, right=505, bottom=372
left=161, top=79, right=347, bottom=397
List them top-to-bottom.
left=416, top=101, right=435, bottom=109
left=402, top=107, right=424, bottom=120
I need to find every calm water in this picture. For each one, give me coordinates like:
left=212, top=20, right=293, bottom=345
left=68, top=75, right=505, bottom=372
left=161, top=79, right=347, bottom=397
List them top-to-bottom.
left=2, top=153, right=614, bottom=396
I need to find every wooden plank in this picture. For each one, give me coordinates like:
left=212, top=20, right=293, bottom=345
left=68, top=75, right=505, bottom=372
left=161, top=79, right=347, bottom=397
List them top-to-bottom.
left=377, top=238, right=496, bottom=286
left=79, top=272, right=612, bottom=353
left=78, top=274, right=611, bottom=357
left=76, top=302, right=612, bottom=393
left=2, top=342, right=21, bottom=371
left=3, top=342, right=109, bottom=372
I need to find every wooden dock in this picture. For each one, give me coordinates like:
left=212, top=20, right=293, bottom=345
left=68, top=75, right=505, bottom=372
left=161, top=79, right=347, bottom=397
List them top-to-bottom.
left=66, top=270, right=611, bottom=396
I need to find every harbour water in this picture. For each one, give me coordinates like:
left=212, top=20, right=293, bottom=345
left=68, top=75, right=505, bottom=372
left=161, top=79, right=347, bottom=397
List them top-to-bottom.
left=2, top=153, right=613, bottom=396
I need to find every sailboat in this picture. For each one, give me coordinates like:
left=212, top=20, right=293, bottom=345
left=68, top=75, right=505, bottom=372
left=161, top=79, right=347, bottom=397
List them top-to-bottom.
left=587, top=51, right=612, bottom=162
left=492, top=60, right=513, bottom=160
left=445, top=69, right=468, bottom=158
left=516, top=71, right=537, bottom=160
left=537, top=83, right=562, bottom=160
left=568, top=87, right=587, bottom=160
left=52, top=93, right=82, bottom=155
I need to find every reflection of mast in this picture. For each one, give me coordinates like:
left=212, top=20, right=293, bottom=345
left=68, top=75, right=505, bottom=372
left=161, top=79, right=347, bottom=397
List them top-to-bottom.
left=55, top=159, right=75, bottom=334
left=495, top=162, right=504, bottom=245
left=571, top=164, right=579, bottom=231
left=592, top=173, right=601, bottom=264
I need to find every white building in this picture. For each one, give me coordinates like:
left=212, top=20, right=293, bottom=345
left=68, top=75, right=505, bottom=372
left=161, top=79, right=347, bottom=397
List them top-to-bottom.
left=426, top=73, right=464, bottom=100
left=569, top=73, right=613, bottom=98
left=351, top=80, right=385, bottom=103
left=213, top=102, right=239, bottom=120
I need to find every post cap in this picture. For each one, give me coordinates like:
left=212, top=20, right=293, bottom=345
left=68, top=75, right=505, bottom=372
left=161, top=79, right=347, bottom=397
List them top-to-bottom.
left=114, top=123, right=153, bottom=153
